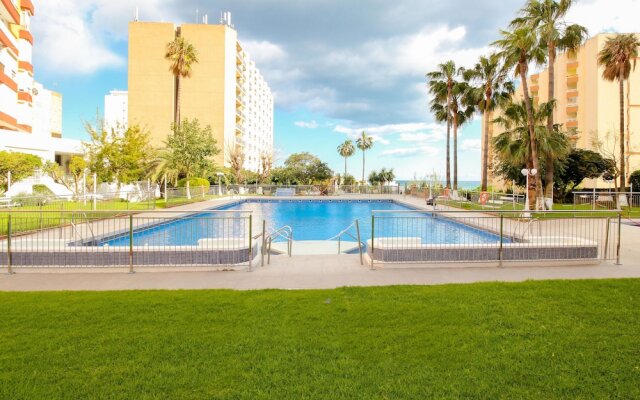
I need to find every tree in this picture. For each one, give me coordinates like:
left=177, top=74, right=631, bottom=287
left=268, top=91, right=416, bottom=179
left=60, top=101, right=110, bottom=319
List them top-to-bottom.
left=513, top=0, right=588, bottom=199
left=493, top=27, right=547, bottom=207
left=597, top=33, right=640, bottom=189
left=165, top=36, right=198, bottom=126
left=464, top=53, right=515, bottom=191
left=427, top=61, right=462, bottom=189
left=449, top=80, right=476, bottom=190
left=492, top=100, right=570, bottom=209
left=151, top=119, right=219, bottom=199
left=84, top=123, right=153, bottom=192
left=355, top=132, right=374, bottom=184
left=337, top=140, right=355, bottom=184
left=227, top=144, right=245, bottom=184
left=555, top=149, right=612, bottom=201
left=0, top=151, right=42, bottom=192
left=259, top=152, right=273, bottom=184
left=279, top=152, right=333, bottom=185
left=68, top=156, right=87, bottom=196
left=629, top=170, right=640, bottom=191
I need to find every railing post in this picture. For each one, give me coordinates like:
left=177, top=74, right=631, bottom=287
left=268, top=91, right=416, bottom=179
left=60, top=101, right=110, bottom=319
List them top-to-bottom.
left=616, top=213, right=622, bottom=265
left=6, top=214, right=13, bottom=275
left=128, top=214, right=134, bottom=274
left=248, top=214, right=253, bottom=271
left=370, top=214, right=375, bottom=269
left=498, top=214, right=504, bottom=267
left=604, top=217, right=611, bottom=261
left=261, top=219, right=266, bottom=267
left=355, top=219, right=363, bottom=266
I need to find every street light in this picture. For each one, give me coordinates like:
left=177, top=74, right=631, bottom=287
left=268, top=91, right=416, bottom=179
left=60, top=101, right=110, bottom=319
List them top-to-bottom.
left=521, top=168, right=537, bottom=216
left=216, top=172, right=225, bottom=196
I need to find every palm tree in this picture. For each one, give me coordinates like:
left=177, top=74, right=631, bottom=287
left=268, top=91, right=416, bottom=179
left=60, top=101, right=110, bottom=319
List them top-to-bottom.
left=513, top=0, right=587, bottom=199
left=493, top=27, right=547, bottom=208
left=598, top=34, right=640, bottom=189
left=165, top=36, right=198, bottom=126
left=465, top=53, right=515, bottom=192
left=427, top=61, right=462, bottom=189
left=449, top=80, right=477, bottom=190
left=493, top=100, right=570, bottom=209
left=356, top=131, right=374, bottom=184
left=337, top=140, right=356, bottom=183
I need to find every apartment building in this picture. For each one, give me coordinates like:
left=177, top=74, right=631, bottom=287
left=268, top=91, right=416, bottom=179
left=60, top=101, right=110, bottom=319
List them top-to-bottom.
left=0, top=0, right=81, bottom=168
left=128, top=13, right=274, bottom=172
left=485, top=33, right=640, bottom=187
left=104, top=90, right=128, bottom=134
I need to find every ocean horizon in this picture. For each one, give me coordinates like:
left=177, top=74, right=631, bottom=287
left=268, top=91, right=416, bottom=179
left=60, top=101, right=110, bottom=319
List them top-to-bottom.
left=395, top=180, right=481, bottom=190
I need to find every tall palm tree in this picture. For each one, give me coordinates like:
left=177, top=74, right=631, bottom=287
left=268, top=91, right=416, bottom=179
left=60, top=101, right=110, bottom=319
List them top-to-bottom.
left=513, top=0, right=587, bottom=199
left=493, top=27, right=547, bottom=208
left=598, top=34, right=640, bottom=189
left=165, top=36, right=198, bottom=126
left=465, top=54, right=515, bottom=192
left=427, top=61, right=462, bottom=189
left=448, top=80, right=477, bottom=190
left=493, top=100, right=571, bottom=209
left=356, top=131, right=374, bottom=184
left=337, top=140, right=356, bottom=183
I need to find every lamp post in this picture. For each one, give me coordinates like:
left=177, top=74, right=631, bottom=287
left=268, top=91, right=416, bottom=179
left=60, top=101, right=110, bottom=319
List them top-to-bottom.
left=521, top=168, right=538, bottom=217
left=216, top=172, right=224, bottom=196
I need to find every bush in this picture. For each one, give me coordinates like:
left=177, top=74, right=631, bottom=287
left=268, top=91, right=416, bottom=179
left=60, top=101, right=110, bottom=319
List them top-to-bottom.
left=630, top=170, right=640, bottom=191
left=177, top=177, right=210, bottom=190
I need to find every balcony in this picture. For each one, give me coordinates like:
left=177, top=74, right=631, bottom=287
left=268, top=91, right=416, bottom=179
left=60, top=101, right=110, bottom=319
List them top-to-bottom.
left=0, top=0, right=20, bottom=24
left=20, top=0, right=34, bottom=15
left=0, top=20, right=19, bottom=55
left=19, top=29, right=33, bottom=45
left=566, top=60, right=578, bottom=69
left=0, top=66, right=17, bottom=92
left=567, top=74, right=579, bottom=84
left=566, top=89, right=578, bottom=98
left=17, top=90, right=31, bottom=103
left=566, top=105, right=579, bottom=113
left=566, top=119, right=578, bottom=128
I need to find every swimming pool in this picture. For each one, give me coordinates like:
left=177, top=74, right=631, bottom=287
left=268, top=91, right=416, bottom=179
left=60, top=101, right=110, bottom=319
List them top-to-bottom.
left=100, top=200, right=504, bottom=247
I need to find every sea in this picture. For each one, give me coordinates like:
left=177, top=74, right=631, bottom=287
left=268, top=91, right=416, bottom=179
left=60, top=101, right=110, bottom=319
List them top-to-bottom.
left=395, top=180, right=481, bottom=190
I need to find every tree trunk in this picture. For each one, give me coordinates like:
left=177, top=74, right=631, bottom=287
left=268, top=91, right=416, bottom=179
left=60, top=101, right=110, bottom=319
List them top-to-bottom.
left=544, top=43, right=556, bottom=208
left=520, top=58, right=543, bottom=210
left=619, top=75, right=626, bottom=190
left=175, top=77, right=181, bottom=126
left=446, top=85, right=452, bottom=189
left=481, top=101, right=490, bottom=192
left=453, top=111, right=458, bottom=190
left=362, top=152, right=365, bottom=184
left=344, top=156, right=347, bottom=184
left=186, top=177, right=191, bottom=200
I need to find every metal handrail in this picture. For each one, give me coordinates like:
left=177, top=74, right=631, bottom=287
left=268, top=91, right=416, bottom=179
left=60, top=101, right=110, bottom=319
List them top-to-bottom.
left=326, top=219, right=364, bottom=265
left=264, top=225, right=293, bottom=262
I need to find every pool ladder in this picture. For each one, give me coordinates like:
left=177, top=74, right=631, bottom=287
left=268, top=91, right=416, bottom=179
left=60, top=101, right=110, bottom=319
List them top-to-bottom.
left=326, top=220, right=364, bottom=265
left=258, top=225, right=293, bottom=265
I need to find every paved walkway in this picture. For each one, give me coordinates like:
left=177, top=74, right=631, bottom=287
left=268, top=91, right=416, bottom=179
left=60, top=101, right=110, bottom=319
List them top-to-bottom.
left=1, top=194, right=639, bottom=291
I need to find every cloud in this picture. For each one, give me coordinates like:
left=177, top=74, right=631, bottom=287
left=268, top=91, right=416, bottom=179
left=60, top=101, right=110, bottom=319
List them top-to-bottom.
left=32, top=0, right=125, bottom=74
left=567, top=0, right=640, bottom=34
left=242, top=40, right=287, bottom=64
left=294, top=120, right=319, bottom=129
left=334, top=122, right=443, bottom=136
left=399, top=132, right=445, bottom=143
left=461, top=139, right=481, bottom=152
left=380, top=146, right=439, bottom=157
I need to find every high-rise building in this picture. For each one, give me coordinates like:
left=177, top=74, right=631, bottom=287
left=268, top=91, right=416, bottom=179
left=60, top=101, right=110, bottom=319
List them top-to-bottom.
left=0, top=0, right=81, bottom=167
left=128, top=13, right=274, bottom=172
left=484, top=33, right=640, bottom=188
left=104, top=90, right=128, bottom=134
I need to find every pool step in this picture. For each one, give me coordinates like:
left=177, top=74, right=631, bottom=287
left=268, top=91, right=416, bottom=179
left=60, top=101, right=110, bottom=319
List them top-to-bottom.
left=270, top=240, right=361, bottom=256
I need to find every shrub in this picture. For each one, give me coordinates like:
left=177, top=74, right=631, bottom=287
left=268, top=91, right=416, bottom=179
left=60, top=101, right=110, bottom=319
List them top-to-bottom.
left=630, top=170, right=640, bottom=191
left=177, top=177, right=210, bottom=190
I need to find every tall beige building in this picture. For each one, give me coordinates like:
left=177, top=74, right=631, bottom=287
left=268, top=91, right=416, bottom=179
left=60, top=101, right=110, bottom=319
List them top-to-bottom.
left=128, top=14, right=274, bottom=171
left=485, top=33, right=640, bottom=187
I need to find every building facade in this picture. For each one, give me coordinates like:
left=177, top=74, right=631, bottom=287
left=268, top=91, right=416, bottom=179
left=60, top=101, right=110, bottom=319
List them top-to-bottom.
left=0, top=0, right=81, bottom=168
left=128, top=14, right=274, bottom=172
left=484, top=33, right=640, bottom=188
left=104, top=90, right=128, bottom=134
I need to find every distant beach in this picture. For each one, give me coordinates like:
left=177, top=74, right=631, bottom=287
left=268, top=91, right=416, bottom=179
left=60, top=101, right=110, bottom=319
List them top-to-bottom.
left=395, top=180, right=481, bottom=190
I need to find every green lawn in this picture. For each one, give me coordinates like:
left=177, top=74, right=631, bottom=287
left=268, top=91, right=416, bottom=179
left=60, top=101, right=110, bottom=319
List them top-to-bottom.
left=1, top=280, right=639, bottom=399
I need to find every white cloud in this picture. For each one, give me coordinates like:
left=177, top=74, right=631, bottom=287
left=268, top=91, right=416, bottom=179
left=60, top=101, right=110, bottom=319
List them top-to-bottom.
left=567, top=0, right=640, bottom=34
left=242, top=40, right=287, bottom=64
left=294, top=120, right=319, bottom=129
left=334, top=122, right=443, bottom=136
left=399, top=131, right=445, bottom=143
left=461, top=139, right=481, bottom=152
left=380, top=146, right=438, bottom=157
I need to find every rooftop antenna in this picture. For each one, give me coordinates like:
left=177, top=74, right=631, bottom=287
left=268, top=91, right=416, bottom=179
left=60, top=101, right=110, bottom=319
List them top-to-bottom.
left=134, top=7, right=139, bottom=22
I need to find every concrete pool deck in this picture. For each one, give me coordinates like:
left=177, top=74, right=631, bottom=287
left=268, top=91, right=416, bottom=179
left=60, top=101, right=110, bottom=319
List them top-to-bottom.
left=1, top=194, right=639, bottom=291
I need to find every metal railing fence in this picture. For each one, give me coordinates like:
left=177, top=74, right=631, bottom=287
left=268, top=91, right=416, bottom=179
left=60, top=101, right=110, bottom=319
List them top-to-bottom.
left=210, top=184, right=401, bottom=196
left=0, top=190, right=157, bottom=212
left=573, top=191, right=640, bottom=211
left=1, top=210, right=256, bottom=272
left=369, top=210, right=621, bottom=267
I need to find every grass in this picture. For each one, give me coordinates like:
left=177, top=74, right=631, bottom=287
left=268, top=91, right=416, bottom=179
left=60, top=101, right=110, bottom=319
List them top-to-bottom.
left=1, top=280, right=639, bottom=399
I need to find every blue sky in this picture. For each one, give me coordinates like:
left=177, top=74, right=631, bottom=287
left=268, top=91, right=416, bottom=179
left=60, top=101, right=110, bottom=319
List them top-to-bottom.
left=31, top=0, right=637, bottom=180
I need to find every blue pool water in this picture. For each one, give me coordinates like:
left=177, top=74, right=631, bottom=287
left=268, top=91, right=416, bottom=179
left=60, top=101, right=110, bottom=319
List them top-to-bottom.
left=101, top=200, right=504, bottom=247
